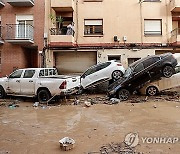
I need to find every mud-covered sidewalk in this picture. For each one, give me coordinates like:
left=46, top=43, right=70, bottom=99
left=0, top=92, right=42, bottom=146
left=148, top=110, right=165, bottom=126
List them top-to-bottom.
left=0, top=90, right=180, bottom=154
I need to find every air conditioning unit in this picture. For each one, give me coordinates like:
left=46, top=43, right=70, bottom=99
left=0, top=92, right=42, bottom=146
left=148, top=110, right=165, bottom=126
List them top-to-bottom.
left=123, top=36, right=127, bottom=41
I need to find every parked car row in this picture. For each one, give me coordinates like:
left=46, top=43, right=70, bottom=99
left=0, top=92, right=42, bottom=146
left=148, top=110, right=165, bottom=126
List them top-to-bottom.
left=0, top=53, right=178, bottom=103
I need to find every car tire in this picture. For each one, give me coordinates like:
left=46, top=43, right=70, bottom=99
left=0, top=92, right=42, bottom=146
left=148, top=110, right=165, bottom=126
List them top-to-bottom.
left=162, top=65, right=174, bottom=78
left=112, top=70, right=123, bottom=80
left=0, top=86, right=5, bottom=99
left=146, top=86, right=158, bottom=96
left=37, top=89, right=51, bottom=103
left=117, top=89, right=130, bottom=101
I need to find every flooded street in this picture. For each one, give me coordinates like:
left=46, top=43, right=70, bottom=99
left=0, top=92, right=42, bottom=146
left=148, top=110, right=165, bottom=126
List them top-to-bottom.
left=0, top=93, right=180, bottom=154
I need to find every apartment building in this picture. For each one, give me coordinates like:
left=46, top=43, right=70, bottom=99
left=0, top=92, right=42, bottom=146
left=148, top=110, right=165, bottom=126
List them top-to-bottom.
left=0, top=0, right=45, bottom=77
left=45, top=0, right=180, bottom=75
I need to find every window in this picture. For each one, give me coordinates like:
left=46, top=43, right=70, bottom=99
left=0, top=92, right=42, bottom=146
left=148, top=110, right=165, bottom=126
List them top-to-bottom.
left=16, top=15, right=33, bottom=39
left=84, top=19, right=103, bottom=35
left=144, top=19, right=162, bottom=35
left=108, top=55, right=121, bottom=62
left=128, top=58, right=141, bottom=66
left=96, top=62, right=111, bottom=72
left=134, top=63, right=144, bottom=73
left=9, top=70, right=23, bottom=78
left=23, top=70, right=35, bottom=78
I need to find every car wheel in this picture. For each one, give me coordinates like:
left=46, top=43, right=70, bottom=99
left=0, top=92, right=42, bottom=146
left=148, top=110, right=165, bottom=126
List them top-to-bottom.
left=162, top=65, right=174, bottom=78
left=112, top=70, right=123, bottom=80
left=0, top=86, right=5, bottom=99
left=146, top=86, right=158, bottom=96
left=37, top=89, right=51, bottom=103
left=117, top=89, right=130, bottom=101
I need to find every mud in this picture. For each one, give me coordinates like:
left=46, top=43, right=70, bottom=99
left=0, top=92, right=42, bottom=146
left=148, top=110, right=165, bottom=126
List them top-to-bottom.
left=0, top=90, right=180, bottom=154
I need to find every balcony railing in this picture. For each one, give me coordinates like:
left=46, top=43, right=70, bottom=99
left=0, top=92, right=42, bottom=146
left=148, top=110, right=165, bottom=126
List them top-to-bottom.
left=0, top=0, right=5, bottom=7
left=7, top=0, right=34, bottom=7
left=6, top=24, right=34, bottom=44
left=49, top=27, right=75, bottom=44
left=50, top=28, right=74, bottom=36
left=171, top=28, right=180, bottom=43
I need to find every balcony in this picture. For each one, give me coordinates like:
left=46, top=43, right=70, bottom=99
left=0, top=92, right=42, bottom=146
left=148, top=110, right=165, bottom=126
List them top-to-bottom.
left=0, top=0, right=5, bottom=7
left=7, top=0, right=34, bottom=7
left=51, top=0, right=74, bottom=12
left=170, top=0, right=180, bottom=12
left=6, top=24, right=34, bottom=44
left=0, top=26, right=4, bottom=44
left=49, top=28, right=74, bottom=46
left=171, top=28, right=180, bottom=44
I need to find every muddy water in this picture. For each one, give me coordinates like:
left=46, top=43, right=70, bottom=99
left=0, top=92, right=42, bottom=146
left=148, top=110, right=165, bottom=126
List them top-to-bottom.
left=0, top=100, right=180, bottom=154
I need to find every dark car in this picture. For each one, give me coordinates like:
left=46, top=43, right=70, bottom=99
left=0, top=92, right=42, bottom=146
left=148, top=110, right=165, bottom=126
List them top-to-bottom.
left=108, top=53, right=178, bottom=101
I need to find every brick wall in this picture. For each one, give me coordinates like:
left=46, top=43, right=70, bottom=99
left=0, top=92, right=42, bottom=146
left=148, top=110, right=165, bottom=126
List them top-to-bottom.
left=0, top=0, right=45, bottom=77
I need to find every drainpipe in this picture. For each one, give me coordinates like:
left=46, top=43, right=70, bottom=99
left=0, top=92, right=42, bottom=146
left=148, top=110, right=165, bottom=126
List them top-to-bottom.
left=75, top=0, right=79, bottom=46
left=139, top=0, right=143, bottom=45
left=165, top=0, right=170, bottom=44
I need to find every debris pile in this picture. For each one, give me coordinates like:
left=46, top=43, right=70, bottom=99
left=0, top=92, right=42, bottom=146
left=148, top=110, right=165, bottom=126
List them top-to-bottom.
left=59, top=137, right=75, bottom=151
left=99, top=142, right=136, bottom=154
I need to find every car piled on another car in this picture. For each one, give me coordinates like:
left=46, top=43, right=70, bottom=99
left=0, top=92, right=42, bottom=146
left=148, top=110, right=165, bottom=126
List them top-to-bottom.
left=108, top=53, right=178, bottom=101
left=79, top=61, right=125, bottom=92
left=139, top=63, right=180, bottom=96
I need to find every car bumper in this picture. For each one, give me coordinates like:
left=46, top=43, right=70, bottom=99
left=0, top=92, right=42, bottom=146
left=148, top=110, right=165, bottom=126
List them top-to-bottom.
left=60, top=87, right=79, bottom=96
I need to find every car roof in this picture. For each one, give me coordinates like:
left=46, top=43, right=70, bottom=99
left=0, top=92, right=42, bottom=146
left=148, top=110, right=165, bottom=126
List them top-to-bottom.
left=129, top=53, right=172, bottom=68
left=16, top=68, right=56, bottom=71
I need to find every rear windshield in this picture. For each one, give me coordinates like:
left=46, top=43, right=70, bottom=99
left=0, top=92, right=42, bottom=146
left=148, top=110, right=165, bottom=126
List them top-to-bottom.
left=39, top=69, right=58, bottom=77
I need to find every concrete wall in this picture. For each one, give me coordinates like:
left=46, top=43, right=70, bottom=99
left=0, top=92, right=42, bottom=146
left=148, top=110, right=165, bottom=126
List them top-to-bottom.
left=97, top=49, right=155, bottom=68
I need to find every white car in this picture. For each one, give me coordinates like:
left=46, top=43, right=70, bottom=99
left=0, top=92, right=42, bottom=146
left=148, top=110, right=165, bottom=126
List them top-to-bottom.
left=80, top=61, right=125, bottom=89
left=139, top=64, right=180, bottom=96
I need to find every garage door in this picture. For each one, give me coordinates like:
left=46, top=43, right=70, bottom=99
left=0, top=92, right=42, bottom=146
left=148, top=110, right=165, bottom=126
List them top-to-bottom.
left=55, top=51, right=97, bottom=74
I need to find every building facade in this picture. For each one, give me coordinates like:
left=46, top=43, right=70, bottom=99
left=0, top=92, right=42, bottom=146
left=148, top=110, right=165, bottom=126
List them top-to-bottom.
left=0, top=0, right=45, bottom=77
left=45, top=0, right=180, bottom=74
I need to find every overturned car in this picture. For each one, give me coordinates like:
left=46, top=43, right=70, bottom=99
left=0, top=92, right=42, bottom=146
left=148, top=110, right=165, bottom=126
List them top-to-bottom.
left=108, top=53, right=178, bottom=101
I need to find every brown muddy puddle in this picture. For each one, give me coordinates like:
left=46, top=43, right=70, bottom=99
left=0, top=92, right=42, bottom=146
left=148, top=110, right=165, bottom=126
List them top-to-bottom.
left=0, top=94, right=180, bottom=154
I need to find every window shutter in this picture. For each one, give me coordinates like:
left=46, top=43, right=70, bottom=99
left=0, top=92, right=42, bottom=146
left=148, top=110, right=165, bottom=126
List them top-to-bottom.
left=85, top=20, right=102, bottom=26
left=144, top=20, right=161, bottom=35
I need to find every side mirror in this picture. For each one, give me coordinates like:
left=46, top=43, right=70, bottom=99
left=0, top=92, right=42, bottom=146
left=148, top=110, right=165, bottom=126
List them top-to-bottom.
left=81, top=74, right=85, bottom=79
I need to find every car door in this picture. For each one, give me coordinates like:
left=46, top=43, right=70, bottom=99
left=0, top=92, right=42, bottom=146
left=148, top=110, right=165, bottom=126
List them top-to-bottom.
left=143, top=57, right=161, bottom=80
left=81, top=62, right=111, bottom=88
left=129, top=62, right=150, bottom=90
left=81, top=66, right=97, bottom=88
left=7, top=70, right=23, bottom=94
left=20, top=70, right=36, bottom=95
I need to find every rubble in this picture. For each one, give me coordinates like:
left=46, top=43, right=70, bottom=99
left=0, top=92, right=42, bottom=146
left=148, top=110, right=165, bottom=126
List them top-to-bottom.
left=110, top=98, right=121, bottom=104
left=84, top=101, right=91, bottom=107
left=33, top=102, right=39, bottom=107
left=59, top=137, right=75, bottom=151
left=99, top=142, right=136, bottom=154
